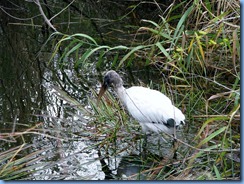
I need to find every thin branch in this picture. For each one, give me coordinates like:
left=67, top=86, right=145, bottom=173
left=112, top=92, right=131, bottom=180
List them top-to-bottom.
left=33, top=0, right=57, bottom=32
left=50, top=0, right=76, bottom=22
left=0, top=6, right=41, bottom=21
left=193, top=114, right=240, bottom=118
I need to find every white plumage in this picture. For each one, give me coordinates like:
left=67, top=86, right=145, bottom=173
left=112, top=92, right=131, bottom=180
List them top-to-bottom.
left=98, top=70, right=185, bottom=135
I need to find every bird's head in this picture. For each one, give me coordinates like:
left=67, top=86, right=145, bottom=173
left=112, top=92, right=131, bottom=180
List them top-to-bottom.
left=97, top=70, right=123, bottom=103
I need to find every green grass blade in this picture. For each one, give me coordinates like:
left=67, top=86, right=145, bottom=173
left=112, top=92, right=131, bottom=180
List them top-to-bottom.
left=172, top=5, right=193, bottom=43
left=141, top=19, right=160, bottom=28
left=72, top=33, right=98, bottom=45
left=63, top=42, right=83, bottom=62
left=156, top=42, right=172, bottom=61
left=117, top=45, right=146, bottom=68
left=195, top=116, right=229, bottom=140
left=198, top=126, right=227, bottom=147
left=213, top=164, right=222, bottom=180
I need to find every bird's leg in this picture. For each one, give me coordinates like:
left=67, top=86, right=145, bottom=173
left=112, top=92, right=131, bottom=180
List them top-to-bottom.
left=138, top=123, right=150, bottom=156
left=141, top=132, right=152, bottom=158
left=139, top=133, right=147, bottom=157
left=143, top=133, right=147, bottom=150
left=172, top=135, right=179, bottom=159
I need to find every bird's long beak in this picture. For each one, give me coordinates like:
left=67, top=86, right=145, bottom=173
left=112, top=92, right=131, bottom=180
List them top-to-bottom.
left=97, top=83, right=108, bottom=104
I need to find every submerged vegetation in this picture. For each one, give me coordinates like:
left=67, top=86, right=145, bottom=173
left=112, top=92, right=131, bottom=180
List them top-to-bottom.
left=0, top=0, right=240, bottom=180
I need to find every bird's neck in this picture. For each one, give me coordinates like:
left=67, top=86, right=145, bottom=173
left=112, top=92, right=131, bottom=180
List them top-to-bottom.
left=115, top=86, right=126, bottom=104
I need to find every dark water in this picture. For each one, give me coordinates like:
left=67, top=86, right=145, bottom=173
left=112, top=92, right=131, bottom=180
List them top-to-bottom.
left=0, top=0, right=183, bottom=180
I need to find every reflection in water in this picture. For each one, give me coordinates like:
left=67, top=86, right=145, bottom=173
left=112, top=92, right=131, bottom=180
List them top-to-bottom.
left=0, top=0, right=186, bottom=180
left=0, top=1, right=45, bottom=141
left=116, top=154, right=148, bottom=180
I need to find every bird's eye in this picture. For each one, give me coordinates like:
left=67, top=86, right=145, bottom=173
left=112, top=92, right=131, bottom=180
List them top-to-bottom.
left=104, top=75, right=109, bottom=81
left=104, top=76, right=111, bottom=84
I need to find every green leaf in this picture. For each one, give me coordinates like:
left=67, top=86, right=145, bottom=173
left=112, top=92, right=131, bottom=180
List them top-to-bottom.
left=171, top=5, right=193, bottom=49
left=174, top=6, right=193, bottom=38
left=141, top=19, right=160, bottom=28
left=72, top=33, right=98, bottom=45
left=64, top=42, right=83, bottom=60
left=156, top=42, right=172, bottom=61
left=75, top=45, right=110, bottom=68
left=108, top=45, right=128, bottom=51
left=117, top=45, right=145, bottom=68
left=96, top=51, right=106, bottom=69
left=111, top=52, right=119, bottom=68
left=195, top=116, right=229, bottom=140
left=198, top=126, right=227, bottom=147
left=213, top=165, right=222, bottom=180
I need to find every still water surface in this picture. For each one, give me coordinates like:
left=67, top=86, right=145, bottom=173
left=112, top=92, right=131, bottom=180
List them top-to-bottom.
left=0, top=1, right=185, bottom=179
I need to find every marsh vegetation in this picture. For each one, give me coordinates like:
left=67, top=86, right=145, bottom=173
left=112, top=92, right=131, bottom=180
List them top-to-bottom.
left=0, top=0, right=240, bottom=180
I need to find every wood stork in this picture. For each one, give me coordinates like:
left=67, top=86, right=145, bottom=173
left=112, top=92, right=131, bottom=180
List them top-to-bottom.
left=97, top=70, right=185, bottom=137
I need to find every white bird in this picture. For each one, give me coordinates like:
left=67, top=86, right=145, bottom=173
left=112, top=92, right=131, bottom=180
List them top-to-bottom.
left=97, top=70, right=185, bottom=136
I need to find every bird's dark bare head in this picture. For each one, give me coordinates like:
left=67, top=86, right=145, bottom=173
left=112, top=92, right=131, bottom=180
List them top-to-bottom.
left=97, top=70, right=123, bottom=103
left=103, top=70, right=123, bottom=89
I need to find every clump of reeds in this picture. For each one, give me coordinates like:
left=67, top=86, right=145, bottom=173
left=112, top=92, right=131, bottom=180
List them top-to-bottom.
left=1, top=0, right=239, bottom=180
left=87, top=0, right=240, bottom=180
